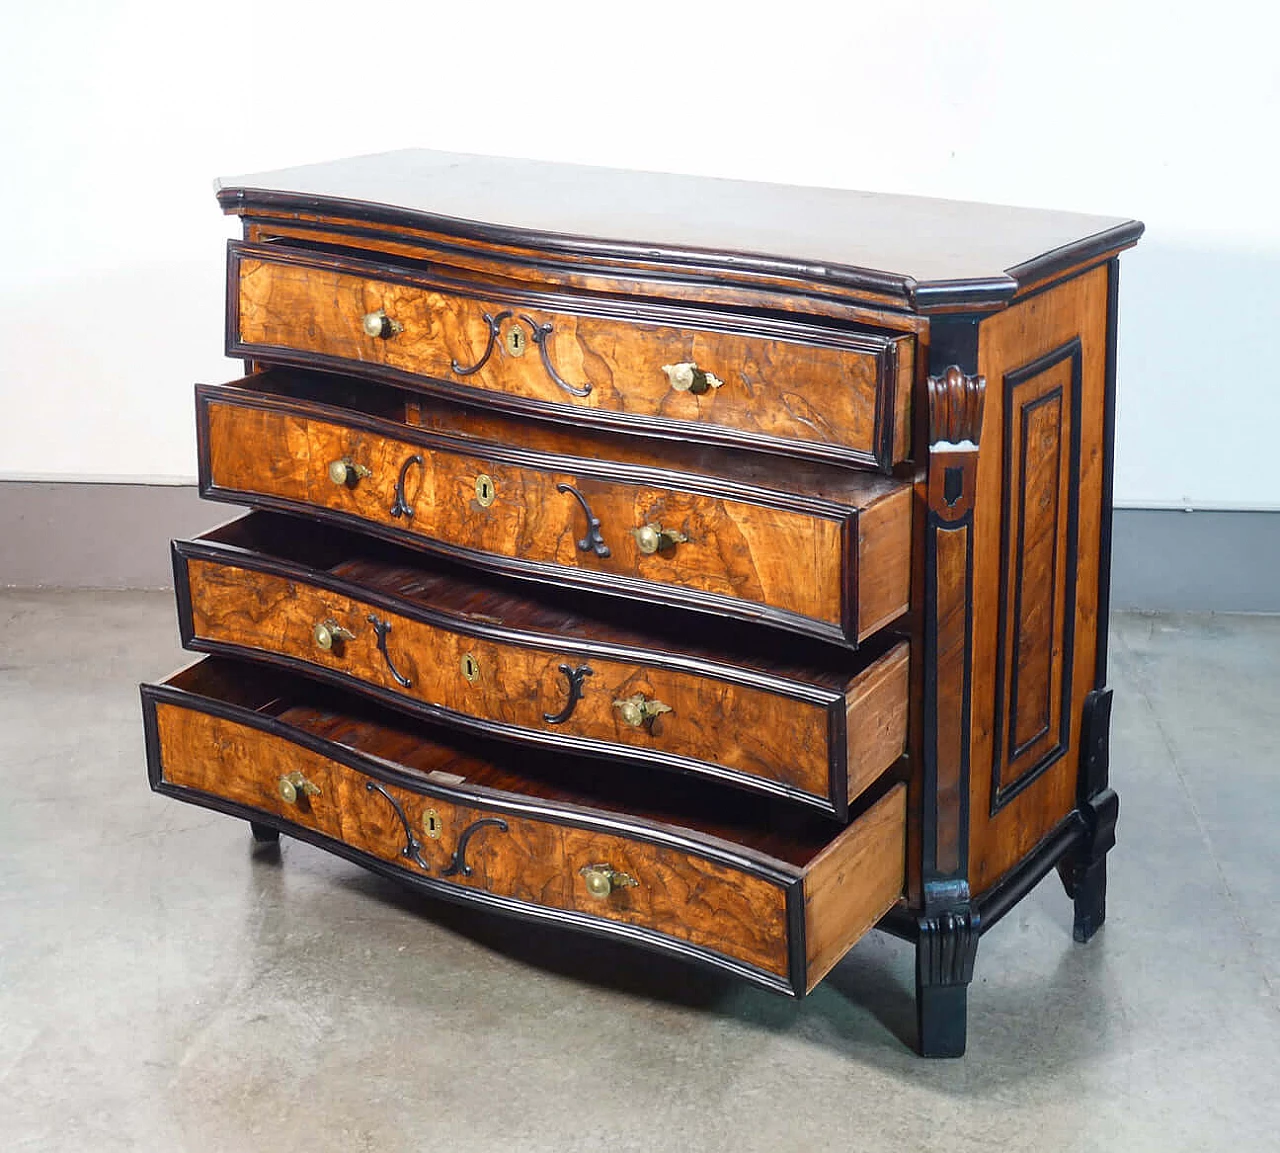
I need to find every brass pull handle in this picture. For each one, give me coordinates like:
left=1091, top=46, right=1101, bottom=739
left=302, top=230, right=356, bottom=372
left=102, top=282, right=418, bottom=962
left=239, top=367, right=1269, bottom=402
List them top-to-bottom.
left=361, top=309, right=403, bottom=339
left=662, top=362, right=723, bottom=395
left=327, top=457, right=372, bottom=487
left=632, top=523, right=688, bottom=556
left=313, top=618, right=355, bottom=651
left=613, top=693, right=672, bottom=728
left=278, top=770, right=320, bottom=805
left=579, top=864, right=639, bottom=899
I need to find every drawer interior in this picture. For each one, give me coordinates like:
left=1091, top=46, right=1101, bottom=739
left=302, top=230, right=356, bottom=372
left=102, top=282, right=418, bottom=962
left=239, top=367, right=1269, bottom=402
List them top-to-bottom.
left=152, top=656, right=898, bottom=870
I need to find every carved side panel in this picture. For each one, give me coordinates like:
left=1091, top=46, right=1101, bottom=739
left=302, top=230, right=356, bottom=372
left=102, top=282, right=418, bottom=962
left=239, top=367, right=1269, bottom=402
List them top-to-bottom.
left=990, top=340, right=1082, bottom=812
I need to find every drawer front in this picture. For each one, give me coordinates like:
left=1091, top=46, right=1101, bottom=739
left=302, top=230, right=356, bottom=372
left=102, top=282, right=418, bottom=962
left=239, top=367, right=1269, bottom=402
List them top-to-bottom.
left=229, top=243, right=911, bottom=471
left=200, top=393, right=910, bottom=646
left=181, top=556, right=845, bottom=806
left=152, top=698, right=792, bottom=979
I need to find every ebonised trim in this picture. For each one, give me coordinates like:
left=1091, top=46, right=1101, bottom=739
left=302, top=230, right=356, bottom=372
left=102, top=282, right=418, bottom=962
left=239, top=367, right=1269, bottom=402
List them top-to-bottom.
left=219, top=188, right=918, bottom=303
left=244, top=215, right=925, bottom=320
left=1005, top=222, right=1145, bottom=297
left=226, top=241, right=906, bottom=473
left=1096, top=259, right=1120, bottom=688
left=989, top=339, right=1083, bottom=813
left=194, top=385, right=880, bottom=650
left=172, top=534, right=851, bottom=818
left=140, top=673, right=806, bottom=886
left=142, top=684, right=799, bottom=995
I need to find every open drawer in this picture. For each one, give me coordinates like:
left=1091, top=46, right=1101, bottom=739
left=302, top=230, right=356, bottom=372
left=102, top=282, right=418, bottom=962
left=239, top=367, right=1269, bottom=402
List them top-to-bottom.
left=197, top=369, right=912, bottom=648
left=175, top=513, right=908, bottom=819
left=141, top=657, right=907, bottom=997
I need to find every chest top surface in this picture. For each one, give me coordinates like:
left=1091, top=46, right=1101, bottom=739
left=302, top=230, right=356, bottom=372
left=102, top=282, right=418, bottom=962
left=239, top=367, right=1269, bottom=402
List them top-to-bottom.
left=217, top=148, right=1142, bottom=306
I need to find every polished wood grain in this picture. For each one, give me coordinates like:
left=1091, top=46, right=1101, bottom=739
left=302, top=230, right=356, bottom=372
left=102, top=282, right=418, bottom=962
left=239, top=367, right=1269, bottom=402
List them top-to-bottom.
left=217, top=148, right=1142, bottom=300
left=244, top=218, right=932, bottom=329
left=232, top=244, right=909, bottom=467
left=969, top=265, right=1110, bottom=893
left=200, top=373, right=913, bottom=645
left=183, top=556, right=835, bottom=799
left=845, top=643, right=910, bottom=806
left=148, top=659, right=912, bottom=985
left=154, top=699, right=789, bottom=975
left=802, top=785, right=906, bottom=990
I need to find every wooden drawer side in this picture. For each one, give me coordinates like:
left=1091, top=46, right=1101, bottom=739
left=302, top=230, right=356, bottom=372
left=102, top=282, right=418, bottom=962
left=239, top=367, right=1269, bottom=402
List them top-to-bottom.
left=802, top=784, right=907, bottom=992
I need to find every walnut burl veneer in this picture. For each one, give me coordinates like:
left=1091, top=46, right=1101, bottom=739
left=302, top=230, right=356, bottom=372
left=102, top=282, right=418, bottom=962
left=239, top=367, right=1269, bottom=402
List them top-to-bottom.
left=143, top=149, right=1142, bottom=1059
left=197, top=369, right=912, bottom=648
left=174, top=512, right=909, bottom=818
left=143, top=658, right=907, bottom=996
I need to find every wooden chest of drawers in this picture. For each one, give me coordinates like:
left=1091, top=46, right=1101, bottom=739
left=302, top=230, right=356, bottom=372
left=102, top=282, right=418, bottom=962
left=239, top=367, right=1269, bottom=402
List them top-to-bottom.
left=141, top=150, right=1141, bottom=1057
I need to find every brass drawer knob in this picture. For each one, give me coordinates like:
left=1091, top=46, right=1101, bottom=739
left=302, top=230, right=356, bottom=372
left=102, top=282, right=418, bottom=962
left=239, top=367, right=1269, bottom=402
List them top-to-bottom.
left=361, top=309, right=403, bottom=339
left=662, top=361, right=723, bottom=395
left=327, top=457, right=372, bottom=487
left=633, top=523, right=688, bottom=556
left=313, top=618, right=355, bottom=652
left=613, top=693, right=672, bottom=728
left=278, top=770, right=320, bottom=805
left=579, top=864, right=639, bottom=899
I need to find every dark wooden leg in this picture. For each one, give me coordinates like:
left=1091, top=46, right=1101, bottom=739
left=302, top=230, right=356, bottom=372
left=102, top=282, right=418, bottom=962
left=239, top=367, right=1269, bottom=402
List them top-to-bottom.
left=1057, top=689, right=1119, bottom=942
left=249, top=821, right=280, bottom=844
left=916, top=907, right=980, bottom=1057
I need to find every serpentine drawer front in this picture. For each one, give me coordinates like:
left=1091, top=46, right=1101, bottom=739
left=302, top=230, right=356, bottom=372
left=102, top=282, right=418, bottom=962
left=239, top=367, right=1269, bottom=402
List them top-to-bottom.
left=228, top=241, right=914, bottom=472
left=197, top=370, right=912, bottom=647
left=173, top=512, right=909, bottom=818
left=141, top=658, right=907, bottom=996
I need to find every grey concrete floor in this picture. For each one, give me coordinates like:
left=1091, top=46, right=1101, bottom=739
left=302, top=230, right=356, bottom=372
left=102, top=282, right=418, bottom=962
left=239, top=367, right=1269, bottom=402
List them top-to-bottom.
left=1, top=593, right=1278, bottom=1152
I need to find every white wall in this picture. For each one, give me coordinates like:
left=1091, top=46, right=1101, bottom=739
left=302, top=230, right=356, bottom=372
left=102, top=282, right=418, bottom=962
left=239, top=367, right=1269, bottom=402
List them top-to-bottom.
left=2, top=0, right=1276, bottom=506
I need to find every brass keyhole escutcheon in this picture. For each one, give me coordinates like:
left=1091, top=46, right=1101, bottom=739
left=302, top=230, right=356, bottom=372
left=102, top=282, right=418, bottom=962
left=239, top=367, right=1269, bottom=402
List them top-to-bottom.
left=504, top=323, right=527, bottom=357
left=474, top=473, right=496, bottom=508
left=460, top=653, right=481, bottom=683
left=423, top=808, right=443, bottom=840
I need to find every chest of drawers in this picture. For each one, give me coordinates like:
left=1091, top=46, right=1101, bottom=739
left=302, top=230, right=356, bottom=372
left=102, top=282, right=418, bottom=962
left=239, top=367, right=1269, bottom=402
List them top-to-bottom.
left=140, top=150, right=1141, bottom=1057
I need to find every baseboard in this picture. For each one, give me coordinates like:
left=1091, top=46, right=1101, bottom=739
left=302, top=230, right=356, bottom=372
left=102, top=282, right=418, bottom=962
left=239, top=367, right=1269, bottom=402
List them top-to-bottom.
left=0, top=482, right=232, bottom=589
left=1, top=482, right=1277, bottom=610
left=1108, top=508, right=1280, bottom=612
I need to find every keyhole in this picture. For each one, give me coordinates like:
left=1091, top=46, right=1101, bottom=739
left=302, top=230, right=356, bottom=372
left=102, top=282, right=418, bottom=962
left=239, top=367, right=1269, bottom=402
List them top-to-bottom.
left=505, top=324, right=526, bottom=357
left=474, top=473, right=496, bottom=508
left=461, top=653, right=480, bottom=683
left=423, top=808, right=442, bottom=840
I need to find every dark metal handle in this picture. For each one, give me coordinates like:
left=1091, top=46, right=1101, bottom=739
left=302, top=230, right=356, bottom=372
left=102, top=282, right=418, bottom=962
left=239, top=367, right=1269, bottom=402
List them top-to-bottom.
left=452, top=311, right=511, bottom=376
left=521, top=314, right=591, bottom=397
left=390, top=454, right=424, bottom=519
left=557, top=483, right=610, bottom=558
left=367, top=614, right=412, bottom=688
left=543, top=663, right=593, bottom=724
left=365, top=780, right=431, bottom=870
left=441, top=817, right=509, bottom=877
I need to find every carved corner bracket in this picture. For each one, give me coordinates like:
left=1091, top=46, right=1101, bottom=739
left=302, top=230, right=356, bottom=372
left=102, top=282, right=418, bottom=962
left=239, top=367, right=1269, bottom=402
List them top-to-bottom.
left=928, top=365, right=986, bottom=450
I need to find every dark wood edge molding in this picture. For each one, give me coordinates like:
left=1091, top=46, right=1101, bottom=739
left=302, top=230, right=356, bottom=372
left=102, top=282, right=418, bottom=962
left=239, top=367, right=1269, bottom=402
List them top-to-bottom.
left=218, top=187, right=917, bottom=304
left=218, top=187, right=1142, bottom=316
left=242, top=214, right=923, bottom=322
left=1005, top=222, right=1145, bottom=296
left=231, top=239, right=903, bottom=355
left=224, top=244, right=898, bottom=474
left=1096, top=259, right=1120, bottom=687
left=989, top=339, right=1083, bottom=814
left=199, top=375, right=870, bottom=521
left=194, top=391, right=875, bottom=650
left=173, top=532, right=851, bottom=706
left=171, top=541, right=849, bottom=818
left=139, top=674, right=805, bottom=886
left=141, top=682, right=801, bottom=996
left=878, top=812, right=1088, bottom=942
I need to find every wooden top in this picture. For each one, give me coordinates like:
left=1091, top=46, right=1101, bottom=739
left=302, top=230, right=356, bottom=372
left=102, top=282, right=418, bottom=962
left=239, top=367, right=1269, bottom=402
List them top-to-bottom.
left=217, top=148, right=1142, bottom=309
